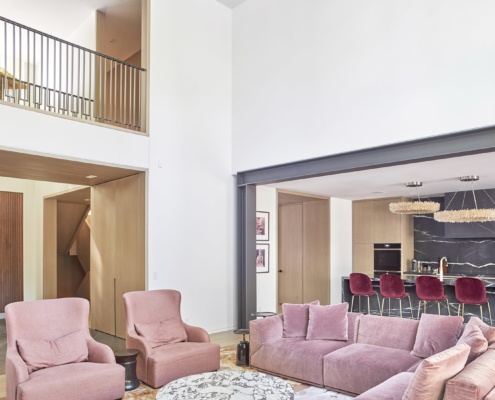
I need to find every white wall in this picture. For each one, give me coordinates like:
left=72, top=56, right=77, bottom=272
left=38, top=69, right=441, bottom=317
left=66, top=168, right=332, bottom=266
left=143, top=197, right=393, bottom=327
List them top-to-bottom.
left=147, top=0, right=234, bottom=332
left=232, top=0, right=495, bottom=172
left=67, top=12, right=97, bottom=50
left=0, top=178, right=76, bottom=301
left=256, top=186, right=277, bottom=312
left=330, top=198, right=353, bottom=305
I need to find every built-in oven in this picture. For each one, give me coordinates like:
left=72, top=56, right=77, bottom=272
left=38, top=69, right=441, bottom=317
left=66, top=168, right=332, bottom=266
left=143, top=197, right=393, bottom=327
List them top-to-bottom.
left=374, top=243, right=401, bottom=278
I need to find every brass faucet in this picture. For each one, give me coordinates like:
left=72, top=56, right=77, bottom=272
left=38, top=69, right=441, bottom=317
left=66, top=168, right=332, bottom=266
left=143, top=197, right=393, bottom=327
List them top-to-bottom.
left=439, top=257, right=447, bottom=282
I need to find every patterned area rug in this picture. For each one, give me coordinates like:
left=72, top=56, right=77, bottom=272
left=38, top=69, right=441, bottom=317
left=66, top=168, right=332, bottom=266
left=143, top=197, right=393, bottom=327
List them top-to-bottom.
left=123, top=345, right=354, bottom=399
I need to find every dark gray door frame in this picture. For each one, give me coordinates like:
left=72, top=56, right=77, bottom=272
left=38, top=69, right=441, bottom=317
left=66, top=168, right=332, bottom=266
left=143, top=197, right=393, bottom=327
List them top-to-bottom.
left=236, top=125, right=495, bottom=328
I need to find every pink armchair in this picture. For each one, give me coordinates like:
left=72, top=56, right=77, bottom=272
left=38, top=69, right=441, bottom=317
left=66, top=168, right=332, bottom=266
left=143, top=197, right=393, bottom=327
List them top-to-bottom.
left=123, top=289, right=220, bottom=388
left=5, top=298, right=125, bottom=400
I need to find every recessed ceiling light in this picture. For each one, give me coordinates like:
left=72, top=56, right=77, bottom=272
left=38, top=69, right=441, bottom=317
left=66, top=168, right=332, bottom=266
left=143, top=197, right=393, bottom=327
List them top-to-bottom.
left=85, top=175, right=97, bottom=179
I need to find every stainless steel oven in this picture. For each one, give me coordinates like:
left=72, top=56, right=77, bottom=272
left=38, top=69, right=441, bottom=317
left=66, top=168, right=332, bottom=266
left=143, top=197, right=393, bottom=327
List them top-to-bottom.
left=374, top=243, right=401, bottom=277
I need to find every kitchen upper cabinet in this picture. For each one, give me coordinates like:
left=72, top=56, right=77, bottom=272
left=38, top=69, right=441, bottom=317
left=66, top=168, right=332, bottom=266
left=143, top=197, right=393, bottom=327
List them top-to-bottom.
left=373, top=198, right=402, bottom=243
left=353, top=200, right=374, bottom=244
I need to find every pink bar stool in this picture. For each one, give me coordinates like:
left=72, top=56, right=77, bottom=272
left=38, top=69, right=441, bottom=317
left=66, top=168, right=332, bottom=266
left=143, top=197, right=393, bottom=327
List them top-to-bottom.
left=349, top=272, right=381, bottom=315
left=380, top=274, right=413, bottom=318
left=415, top=276, right=450, bottom=319
left=455, top=277, right=492, bottom=326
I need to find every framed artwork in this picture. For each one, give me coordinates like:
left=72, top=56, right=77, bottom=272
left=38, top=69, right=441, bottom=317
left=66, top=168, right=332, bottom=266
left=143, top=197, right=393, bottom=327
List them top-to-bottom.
left=256, top=211, right=269, bottom=241
left=256, top=243, right=269, bottom=273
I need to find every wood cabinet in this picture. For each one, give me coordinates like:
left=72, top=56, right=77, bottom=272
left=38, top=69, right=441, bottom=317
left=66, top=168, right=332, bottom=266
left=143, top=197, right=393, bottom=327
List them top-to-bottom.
left=352, top=198, right=413, bottom=275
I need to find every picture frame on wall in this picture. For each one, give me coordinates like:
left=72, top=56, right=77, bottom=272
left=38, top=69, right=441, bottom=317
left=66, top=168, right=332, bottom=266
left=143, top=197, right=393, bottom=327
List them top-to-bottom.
left=256, top=211, right=269, bottom=241
left=256, top=243, right=269, bottom=273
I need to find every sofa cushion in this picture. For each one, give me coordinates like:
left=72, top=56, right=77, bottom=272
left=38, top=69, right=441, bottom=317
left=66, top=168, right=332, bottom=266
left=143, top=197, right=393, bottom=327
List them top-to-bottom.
left=282, top=300, right=319, bottom=338
left=306, top=303, right=348, bottom=341
left=357, top=314, right=419, bottom=351
left=411, top=314, right=463, bottom=358
left=135, top=316, right=188, bottom=348
left=465, top=316, right=495, bottom=345
left=457, top=323, right=488, bottom=363
left=17, top=330, right=88, bottom=373
left=251, top=337, right=349, bottom=386
left=323, top=343, right=421, bottom=394
left=403, top=343, right=470, bottom=400
left=444, top=348, right=495, bottom=400
left=17, top=362, right=125, bottom=400
left=354, top=372, right=414, bottom=400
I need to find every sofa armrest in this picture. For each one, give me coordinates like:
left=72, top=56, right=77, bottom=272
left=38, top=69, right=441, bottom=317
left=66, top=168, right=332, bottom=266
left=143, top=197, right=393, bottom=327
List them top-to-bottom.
left=249, top=314, right=283, bottom=357
left=184, top=323, right=210, bottom=343
left=126, top=330, right=152, bottom=382
left=87, top=338, right=116, bottom=364
left=6, top=349, right=29, bottom=400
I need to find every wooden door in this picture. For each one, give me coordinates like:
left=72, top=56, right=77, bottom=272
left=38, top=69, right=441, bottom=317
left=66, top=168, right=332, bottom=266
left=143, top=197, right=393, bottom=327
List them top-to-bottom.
left=303, top=200, right=330, bottom=304
left=277, top=203, right=303, bottom=312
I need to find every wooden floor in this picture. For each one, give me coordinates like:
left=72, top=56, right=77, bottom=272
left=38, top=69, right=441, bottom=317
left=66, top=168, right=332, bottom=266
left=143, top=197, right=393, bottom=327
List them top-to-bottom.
left=0, top=324, right=241, bottom=399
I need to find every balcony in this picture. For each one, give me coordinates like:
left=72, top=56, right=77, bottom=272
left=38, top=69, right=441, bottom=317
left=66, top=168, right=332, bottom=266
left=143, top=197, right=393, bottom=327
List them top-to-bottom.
left=0, top=16, right=146, bottom=133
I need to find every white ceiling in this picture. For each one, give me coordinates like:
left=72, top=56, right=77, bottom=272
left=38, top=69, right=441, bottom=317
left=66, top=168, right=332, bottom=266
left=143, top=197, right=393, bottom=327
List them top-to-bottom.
left=268, top=151, right=495, bottom=201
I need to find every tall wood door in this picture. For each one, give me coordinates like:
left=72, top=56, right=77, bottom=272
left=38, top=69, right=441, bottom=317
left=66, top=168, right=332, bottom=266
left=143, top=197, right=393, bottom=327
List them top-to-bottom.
left=91, top=173, right=145, bottom=338
left=0, top=191, right=23, bottom=311
left=278, top=203, right=303, bottom=311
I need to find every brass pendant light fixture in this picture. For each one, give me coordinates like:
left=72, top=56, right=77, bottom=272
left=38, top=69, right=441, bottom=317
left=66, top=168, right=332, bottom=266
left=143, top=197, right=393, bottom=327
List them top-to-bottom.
left=433, top=175, right=495, bottom=223
left=389, top=182, right=441, bottom=215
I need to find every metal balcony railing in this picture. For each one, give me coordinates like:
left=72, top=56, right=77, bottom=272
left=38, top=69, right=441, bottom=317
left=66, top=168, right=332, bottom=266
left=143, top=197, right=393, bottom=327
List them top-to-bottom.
left=0, top=16, right=145, bottom=132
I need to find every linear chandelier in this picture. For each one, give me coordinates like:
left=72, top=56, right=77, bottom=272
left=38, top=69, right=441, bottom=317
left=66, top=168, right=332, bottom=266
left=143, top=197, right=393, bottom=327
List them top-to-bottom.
left=433, top=176, right=495, bottom=223
left=389, top=182, right=441, bottom=215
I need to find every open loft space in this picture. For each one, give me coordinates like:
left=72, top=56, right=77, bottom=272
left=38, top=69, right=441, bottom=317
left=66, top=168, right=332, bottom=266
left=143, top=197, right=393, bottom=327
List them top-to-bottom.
left=1, top=0, right=495, bottom=399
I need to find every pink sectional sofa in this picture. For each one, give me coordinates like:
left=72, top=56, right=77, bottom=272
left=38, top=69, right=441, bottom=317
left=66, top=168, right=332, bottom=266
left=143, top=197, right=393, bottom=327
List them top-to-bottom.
left=249, top=302, right=495, bottom=399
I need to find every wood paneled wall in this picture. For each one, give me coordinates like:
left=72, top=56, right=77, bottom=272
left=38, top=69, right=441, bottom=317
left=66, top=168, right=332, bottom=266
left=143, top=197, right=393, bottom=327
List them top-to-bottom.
left=0, top=191, right=23, bottom=311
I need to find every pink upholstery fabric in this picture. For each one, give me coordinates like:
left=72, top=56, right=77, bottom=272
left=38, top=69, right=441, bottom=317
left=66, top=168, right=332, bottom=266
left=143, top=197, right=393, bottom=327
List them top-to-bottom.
left=349, top=273, right=374, bottom=296
left=380, top=274, right=408, bottom=298
left=416, top=276, right=447, bottom=301
left=455, top=277, right=488, bottom=304
left=123, top=289, right=220, bottom=388
left=5, top=298, right=124, bottom=400
left=282, top=300, right=319, bottom=338
left=306, top=303, right=348, bottom=341
left=357, top=314, right=419, bottom=351
left=411, top=314, right=463, bottom=358
left=135, top=316, right=187, bottom=348
left=466, top=316, right=495, bottom=345
left=457, top=323, right=488, bottom=363
left=17, top=330, right=88, bottom=373
left=251, top=337, right=349, bottom=386
left=147, top=342, right=220, bottom=388
left=323, top=343, right=421, bottom=394
left=403, top=343, right=470, bottom=400
left=444, top=349, right=495, bottom=400
left=17, top=362, right=124, bottom=400
left=354, top=372, right=414, bottom=400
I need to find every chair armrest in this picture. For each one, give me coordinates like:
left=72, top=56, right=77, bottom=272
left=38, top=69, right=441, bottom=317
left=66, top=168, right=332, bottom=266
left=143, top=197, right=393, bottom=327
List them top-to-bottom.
left=249, top=314, right=283, bottom=357
left=184, top=323, right=210, bottom=343
left=127, top=331, right=152, bottom=382
left=87, top=338, right=116, bottom=364
left=6, top=349, right=29, bottom=400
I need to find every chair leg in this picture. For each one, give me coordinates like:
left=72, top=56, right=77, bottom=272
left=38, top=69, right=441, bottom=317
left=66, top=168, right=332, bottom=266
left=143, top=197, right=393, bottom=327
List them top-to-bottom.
left=376, top=293, right=382, bottom=316
left=350, top=295, right=355, bottom=312
left=359, top=296, right=361, bottom=313
left=367, top=296, right=371, bottom=315
left=408, top=296, right=413, bottom=319
left=382, top=298, right=385, bottom=316
left=388, top=298, right=391, bottom=317
left=399, top=298, right=403, bottom=318
left=446, top=298, right=451, bottom=316
left=417, top=300, right=422, bottom=320
left=438, top=302, right=441, bottom=315
left=487, top=302, right=493, bottom=326
left=458, top=303, right=461, bottom=316
left=480, top=305, right=484, bottom=321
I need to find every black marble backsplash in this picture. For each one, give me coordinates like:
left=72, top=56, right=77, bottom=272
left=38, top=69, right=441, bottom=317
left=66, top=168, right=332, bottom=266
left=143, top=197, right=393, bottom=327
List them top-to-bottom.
left=414, top=197, right=495, bottom=275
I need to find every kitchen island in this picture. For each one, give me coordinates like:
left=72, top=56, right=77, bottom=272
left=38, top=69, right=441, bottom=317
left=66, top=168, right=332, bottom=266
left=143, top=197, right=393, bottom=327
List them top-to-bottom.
left=342, top=274, right=495, bottom=323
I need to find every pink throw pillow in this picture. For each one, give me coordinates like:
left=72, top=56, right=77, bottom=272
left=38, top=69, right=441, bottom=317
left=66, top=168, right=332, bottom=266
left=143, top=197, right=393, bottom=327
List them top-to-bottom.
left=282, top=300, right=320, bottom=338
left=306, top=303, right=348, bottom=341
left=411, top=314, right=463, bottom=358
left=135, top=316, right=188, bottom=348
left=465, top=317, right=495, bottom=345
left=457, top=323, right=488, bottom=363
left=17, top=330, right=89, bottom=373
left=403, top=343, right=470, bottom=400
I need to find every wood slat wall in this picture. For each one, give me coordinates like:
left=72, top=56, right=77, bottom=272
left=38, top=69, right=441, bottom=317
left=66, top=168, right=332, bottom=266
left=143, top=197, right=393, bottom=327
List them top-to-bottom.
left=0, top=191, right=23, bottom=311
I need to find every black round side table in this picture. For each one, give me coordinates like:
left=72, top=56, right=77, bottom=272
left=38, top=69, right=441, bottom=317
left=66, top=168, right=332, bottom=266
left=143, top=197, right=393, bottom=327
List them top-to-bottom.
left=233, top=329, right=250, bottom=366
left=114, top=349, right=140, bottom=391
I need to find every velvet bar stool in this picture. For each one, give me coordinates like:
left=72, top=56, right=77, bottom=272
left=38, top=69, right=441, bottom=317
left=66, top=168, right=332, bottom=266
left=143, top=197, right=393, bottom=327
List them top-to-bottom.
left=349, top=272, right=381, bottom=315
left=379, top=274, right=413, bottom=318
left=415, top=276, right=450, bottom=319
left=455, top=277, right=492, bottom=326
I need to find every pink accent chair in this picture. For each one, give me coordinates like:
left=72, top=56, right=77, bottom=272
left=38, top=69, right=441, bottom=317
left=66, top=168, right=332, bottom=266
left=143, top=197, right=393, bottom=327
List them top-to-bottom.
left=349, top=273, right=381, bottom=315
left=379, top=274, right=413, bottom=318
left=416, top=275, right=450, bottom=319
left=455, top=277, right=492, bottom=325
left=123, top=289, right=220, bottom=388
left=5, top=298, right=125, bottom=400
